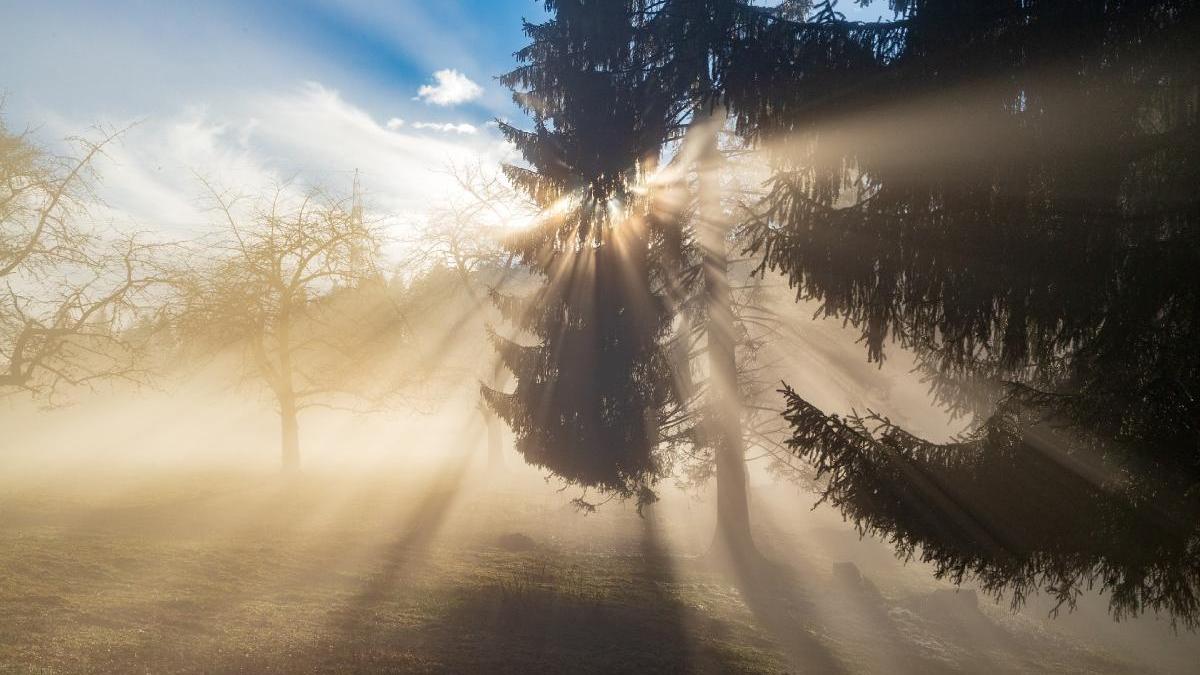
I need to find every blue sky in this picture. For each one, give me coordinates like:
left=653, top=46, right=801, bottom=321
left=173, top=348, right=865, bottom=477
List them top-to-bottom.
left=0, top=0, right=884, bottom=233
left=0, top=0, right=545, bottom=126
left=0, top=0, right=553, bottom=232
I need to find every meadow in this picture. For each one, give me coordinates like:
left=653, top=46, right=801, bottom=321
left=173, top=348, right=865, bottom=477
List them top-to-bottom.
left=3, top=455, right=1191, bottom=674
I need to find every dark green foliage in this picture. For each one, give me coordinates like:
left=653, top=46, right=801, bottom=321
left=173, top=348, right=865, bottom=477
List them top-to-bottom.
left=485, top=0, right=833, bottom=509
left=741, top=0, right=1200, bottom=623
left=746, top=0, right=1200, bottom=480
left=746, top=0, right=1200, bottom=366
left=485, top=1, right=684, bottom=506
left=493, top=2, right=1200, bottom=612
left=483, top=237, right=676, bottom=505
left=781, top=384, right=1200, bottom=627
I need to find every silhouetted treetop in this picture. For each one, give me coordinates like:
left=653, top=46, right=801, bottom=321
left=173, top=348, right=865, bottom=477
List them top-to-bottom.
left=744, top=0, right=1199, bottom=366
left=747, top=0, right=1200, bottom=463
left=486, top=1, right=685, bottom=507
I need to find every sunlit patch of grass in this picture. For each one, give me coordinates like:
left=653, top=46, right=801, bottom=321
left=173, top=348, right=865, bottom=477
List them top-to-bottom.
left=0, top=469, right=1164, bottom=674
left=0, top=472, right=785, bottom=674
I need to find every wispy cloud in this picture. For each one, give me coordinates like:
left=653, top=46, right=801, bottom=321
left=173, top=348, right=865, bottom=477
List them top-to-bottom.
left=416, top=69, right=483, bottom=106
left=79, top=83, right=509, bottom=235
left=411, top=121, right=478, bottom=134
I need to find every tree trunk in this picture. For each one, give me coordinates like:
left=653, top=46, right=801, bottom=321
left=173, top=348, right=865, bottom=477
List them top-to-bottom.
left=694, top=103, right=757, bottom=559
left=706, top=231, right=755, bottom=557
left=273, top=300, right=301, bottom=473
left=280, top=393, right=300, bottom=472
left=484, top=405, right=504, bottom=470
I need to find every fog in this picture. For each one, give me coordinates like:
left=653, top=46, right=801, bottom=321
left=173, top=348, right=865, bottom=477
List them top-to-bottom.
left=4, top=1, right=1199, bottom=672
left=2, top=286, right=1196, bottom=672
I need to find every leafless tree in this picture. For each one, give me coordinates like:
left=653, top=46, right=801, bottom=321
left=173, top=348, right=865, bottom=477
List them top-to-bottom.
left=0, top=118, right=169, bottom=403
left=405, top=160, right=532, bottom=293
left=402, top=161, right=531, bottom=470
left=178, top=179, right=399, bottom=471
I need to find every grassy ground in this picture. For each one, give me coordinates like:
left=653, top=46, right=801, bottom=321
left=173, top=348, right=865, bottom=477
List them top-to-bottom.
left=0, top=460, right=1191, bottom=673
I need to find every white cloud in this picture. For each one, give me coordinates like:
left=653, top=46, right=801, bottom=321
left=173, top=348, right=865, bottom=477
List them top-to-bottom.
left=416, top=69, right=483, bottom=106
left=71, top=82, right=510, bottom=238
left=386, top=117, right=405, bottom=130
left=411, top=121, right=478, bottom=135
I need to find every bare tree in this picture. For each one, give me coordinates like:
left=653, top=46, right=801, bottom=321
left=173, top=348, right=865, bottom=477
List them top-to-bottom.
left=0, top=118, right=168, bottom=402
left=403, top=161, right=530, bottom=471
left=407, top=161, right=532, bottom=294
left=179, top=180, right=397, bottom=471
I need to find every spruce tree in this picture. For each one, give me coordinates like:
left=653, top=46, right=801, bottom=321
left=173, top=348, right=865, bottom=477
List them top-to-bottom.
left=493, top=0, right=1200, bottom=617
left=724, top=0, right=1200, bottom=622
left=484, top=1, right=680, bottom=508
left=490, top=2, right=783, bottom=555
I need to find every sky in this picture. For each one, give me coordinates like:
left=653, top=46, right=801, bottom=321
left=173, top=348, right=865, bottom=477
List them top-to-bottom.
left=0, top=0, right=886, bottom=237
left=0, top=0, right=550, bottom=235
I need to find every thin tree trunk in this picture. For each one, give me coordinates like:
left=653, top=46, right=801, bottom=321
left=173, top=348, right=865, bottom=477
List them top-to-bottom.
left=695, top=103, right=756, bottom=558
left=461, top=278, right=508, bottom=474
left=275, top=304, right=300, bottom=473
left=482, top=346, right=509, bottom=473
left=280, top=392, right=300, bottom=472
left=484, top=405, right=504, bottom=470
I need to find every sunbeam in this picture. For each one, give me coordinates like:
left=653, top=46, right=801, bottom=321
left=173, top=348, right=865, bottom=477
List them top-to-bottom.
left=2, top=0, right=1198, bottom=672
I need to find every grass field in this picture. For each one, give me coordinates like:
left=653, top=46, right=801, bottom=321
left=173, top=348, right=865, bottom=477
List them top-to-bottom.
left=1, top=456, right=1196, bottom=674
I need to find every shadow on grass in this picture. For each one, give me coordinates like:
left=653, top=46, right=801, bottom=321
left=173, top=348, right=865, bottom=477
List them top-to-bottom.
left=330, top=452, right=474, bottom=627
left=280, top=501, right=771, bottom=673
left=720, top=503, right=1022, bottom=674
left=407, top=520, right=758, bottom=673
left=712, top=544, right=849, bottom=674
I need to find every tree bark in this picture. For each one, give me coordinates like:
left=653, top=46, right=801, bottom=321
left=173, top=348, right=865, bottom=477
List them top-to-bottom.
left=694, top=103, right=757, bottom=559
left=274, top=303, right=300, bottom=473
left=280, top=393, right=300, bottom=472
left=484, top=405, right=504, bottom=470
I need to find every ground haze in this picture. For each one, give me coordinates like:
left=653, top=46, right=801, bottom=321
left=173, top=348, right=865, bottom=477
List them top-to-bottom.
left=1, top=412, right=1197, bottom=673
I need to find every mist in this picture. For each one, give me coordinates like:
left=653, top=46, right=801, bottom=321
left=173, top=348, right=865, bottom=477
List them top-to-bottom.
left=3, top=1, right=1200, bottom=673
left=3, top=269, right=1196, bottom=672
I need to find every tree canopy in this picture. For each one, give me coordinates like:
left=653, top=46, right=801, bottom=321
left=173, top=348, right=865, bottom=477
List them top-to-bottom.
left=491, top=0, right=1200, bottom=620
left=740, top=0, right=1200, bottom=624
left=484, top=2, right=684, bottom=507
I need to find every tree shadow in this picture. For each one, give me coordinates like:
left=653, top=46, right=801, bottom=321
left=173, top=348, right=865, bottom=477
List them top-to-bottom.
left=325, top=452, right=473, bottom=638
left=705, top=498, right=980, bottom=674
left=728, top=502, right=1058, bottom=674
left=635, top=509, right=755, bottom=672
left=637, top=511, right=692, bottom=669
left=398, top=520, right=759, bottom=674
left=712, top=544, right=850, bottom=674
